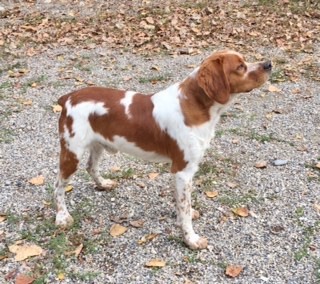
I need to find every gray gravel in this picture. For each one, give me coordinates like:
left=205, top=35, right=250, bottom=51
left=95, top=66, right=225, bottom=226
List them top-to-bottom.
left=0, top=45, right=320, bottom=284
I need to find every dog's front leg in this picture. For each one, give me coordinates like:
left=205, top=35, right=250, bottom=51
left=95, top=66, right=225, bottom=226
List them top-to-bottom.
left=175, top=171, right=208, bottom=250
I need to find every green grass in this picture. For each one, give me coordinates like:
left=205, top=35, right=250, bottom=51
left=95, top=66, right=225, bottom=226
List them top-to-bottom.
left=139, top=74, right=171, bottom=84
left=0, top=128, right=15, bottom=144
left=217, top=128, right=294, bottom=146
left=103, top=167, right=137, bottom=180
left=217, top=190, right=261, bottom=207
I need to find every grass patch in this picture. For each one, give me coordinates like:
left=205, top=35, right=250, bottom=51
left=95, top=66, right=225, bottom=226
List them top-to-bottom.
left=139, top=74, right=171, bottom=84
left=0, top=128, right=15, bottom=144
left=218, top=128, right=294, bottom=146
left=103, top=167, right=137, bottom=181
left=217, top=190, right=261, bottom=207
left=69, top=271, right=100, bottom=282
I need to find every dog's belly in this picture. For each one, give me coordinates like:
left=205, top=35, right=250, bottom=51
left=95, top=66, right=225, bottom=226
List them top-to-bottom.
left=101, top=135, right=171, bottom=163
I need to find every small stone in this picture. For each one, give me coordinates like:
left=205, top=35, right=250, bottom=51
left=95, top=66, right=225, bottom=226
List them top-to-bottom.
left=273, top=159, right=288, bottom=166
left=5, top=181, right=11, bottom=186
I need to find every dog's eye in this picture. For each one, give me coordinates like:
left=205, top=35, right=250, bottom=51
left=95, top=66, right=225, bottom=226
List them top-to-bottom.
left=237, top=63, right=246, bottom=71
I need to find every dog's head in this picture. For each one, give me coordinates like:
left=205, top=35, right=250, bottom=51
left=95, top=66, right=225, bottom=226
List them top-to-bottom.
left=197, top=50, right=272, bottom=104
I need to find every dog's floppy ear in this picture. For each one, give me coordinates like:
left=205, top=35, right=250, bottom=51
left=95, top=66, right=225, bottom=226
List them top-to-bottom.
left=197, top=57, right=230, bottom=104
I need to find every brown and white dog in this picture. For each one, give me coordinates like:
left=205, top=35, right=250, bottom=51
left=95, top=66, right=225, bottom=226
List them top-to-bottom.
left=54, top=50, right=271, bottom=250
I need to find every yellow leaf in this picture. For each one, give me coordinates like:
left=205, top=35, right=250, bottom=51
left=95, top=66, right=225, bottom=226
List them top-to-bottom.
left=268, top=85, right=281, bottom=93
left=23, top=100, right=33, bottom=106
left=52, top=104, right=62, bottom=113
left=148, top=172, right=159, bottom=180
left=28, top=175, right=45, bottom=186
left=65, top=185, right=73, bottom=192
left=205, top=191, right=219, bottom=198
left=232, top=207, right=249, bottom=217
left=110, top=224, right=127, bottom=237
left=137, top=233, right=159, bottom=245
left=9, top=243, right=43, bottom=261
left=145, top=259, right=166, bottom=268
left=225, top=265, right=243, bottom=278
left=57, top=272, right=65, bottom=280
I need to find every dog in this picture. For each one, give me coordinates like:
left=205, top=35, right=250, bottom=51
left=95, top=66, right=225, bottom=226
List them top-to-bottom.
left=54, top=50, right=272, bottom=250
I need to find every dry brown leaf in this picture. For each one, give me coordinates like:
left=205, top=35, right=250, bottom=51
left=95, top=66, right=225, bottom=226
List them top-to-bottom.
left=268, top=85, right=281, bottom=93
left=22, top=100, right=32, bottom=106
left=52, top=104, right=62, bottom=113
left=255, top=161, right=267, bottom=169
left=111, top=166, right=121, bottom=172
left=148, top=172, right=159, bottom=180
left=28, top=175, right=45, bottom=186
left=226, top=182, right=238, bottom=189
left=205, top=191, right=219, bottom=198
left=313, top=203, right=320, bottom=212
left=232, top=207, right=249, bottom=217
left=0, top=215, right=7, bottom=223
left=130, top=220, right=144, bottom=228
left=110, top=224, right=127, bottom=237
left=138, top=233, right=159, bottom=245
left=9, top=243, right=43, bottom=261
left=66, top=243, right=83, bottom=257
left=145, top=259, right=166, bottom=268
left=225, top=265, right=243, bottom=278
left=15, top=274, right=35, bottom=284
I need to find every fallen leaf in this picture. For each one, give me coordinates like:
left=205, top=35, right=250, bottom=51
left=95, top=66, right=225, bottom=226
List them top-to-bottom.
left=268, top=85, right=281, bottom=93
left=22, top=100, right=32, bottom=106
left=52, top=104, right=62, bottom=113
left=255, top=161, right=267, bottom=169
left=316, top=163, right=320, bottom=169
left=111, top=166, right=121, bottom=172
left=148, top=172, right=159, bottom=180
left=28, top=175, right=45, bottom=186
left=226, top=182, right=238, bottom=189
left=65, top=185, right=73, bottom=192
left=205, top=191, right=219, bottom=198
left=313, top=203, right=320, bottom=212
left=232, top=207, right=249, bottom=217
left=0, top=215, right=7, bottom=223
left=130, top=220, right=144, bottom=228
left=110, top=224, right=127, bottom=237
left=138, top=233, right=158, bottom=245
left=9, top=243, right=43, bottom=261
left=66, top=243, right=83, bottom=257
left=73, top=243, right=83, bottom=257
left=145, top=259, right=166, bottom=268
left=225, top=265, right=243, bottom=278
left=57, top=273, right=65, bottom=280
left=15, top=274, right=34, bottom=284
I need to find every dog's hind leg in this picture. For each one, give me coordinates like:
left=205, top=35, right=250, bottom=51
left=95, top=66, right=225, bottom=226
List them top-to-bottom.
left=55, top=139, right=84, bottom=228
left=86, top=143, right=117, bottom=190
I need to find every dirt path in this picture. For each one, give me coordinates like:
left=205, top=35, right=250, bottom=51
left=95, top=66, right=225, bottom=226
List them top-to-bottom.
left=0, top=1, right=320, bottom=283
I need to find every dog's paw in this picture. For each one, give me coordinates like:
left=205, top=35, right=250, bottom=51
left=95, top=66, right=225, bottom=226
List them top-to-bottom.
left=96, top=179, right=118, bottom=191
left=192, top=209, right=200, bottom=220
left=55, top=211, right=74, bottom=228
left=184, top=234, right=208, bottom=250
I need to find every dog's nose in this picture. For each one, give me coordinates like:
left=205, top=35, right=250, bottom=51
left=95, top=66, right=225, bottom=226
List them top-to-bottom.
left=263, top=60, right=272, bottom=71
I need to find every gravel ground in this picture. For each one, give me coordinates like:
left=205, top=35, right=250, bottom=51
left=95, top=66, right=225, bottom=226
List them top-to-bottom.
left=0, top=42, right=320, bottom=283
